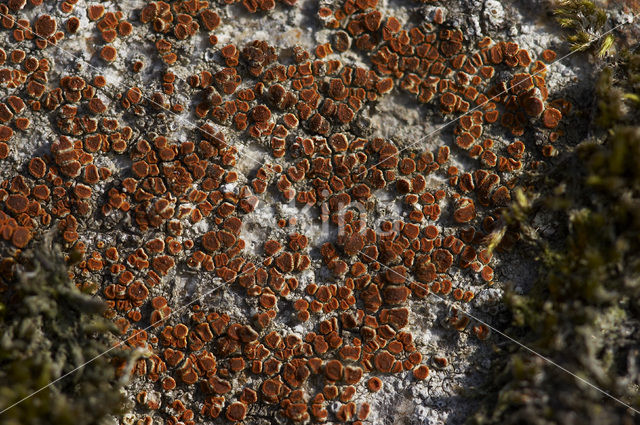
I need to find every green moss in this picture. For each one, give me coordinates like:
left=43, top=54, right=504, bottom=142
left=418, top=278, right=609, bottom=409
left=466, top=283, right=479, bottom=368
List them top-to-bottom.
left=554, top=0, right=614, bottom=57
left=468, top=44, right=640, bottom=425
left=0, top=236, right=130, bottom=425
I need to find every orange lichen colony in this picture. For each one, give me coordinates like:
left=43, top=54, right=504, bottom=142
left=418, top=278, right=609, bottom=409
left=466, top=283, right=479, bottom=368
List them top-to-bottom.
left=0, top=0, right=570, bottom=424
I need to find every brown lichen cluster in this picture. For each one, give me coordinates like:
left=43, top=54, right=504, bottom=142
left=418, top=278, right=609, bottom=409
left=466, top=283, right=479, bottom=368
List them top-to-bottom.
left=0, top=0, right=571, bottom=423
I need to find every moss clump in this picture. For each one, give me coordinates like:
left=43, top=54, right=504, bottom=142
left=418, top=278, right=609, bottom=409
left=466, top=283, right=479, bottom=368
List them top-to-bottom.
left=554, top=0, right=615, bottom=57
left=468, top=48, right=640, bottom=425
left=596, top=50, right=640, bottom=128
left=0, top=237, right=129, bottom=425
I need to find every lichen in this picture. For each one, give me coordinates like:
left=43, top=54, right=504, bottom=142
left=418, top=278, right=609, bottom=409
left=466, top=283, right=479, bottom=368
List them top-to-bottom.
left=0, top=0, right=637, bottom=424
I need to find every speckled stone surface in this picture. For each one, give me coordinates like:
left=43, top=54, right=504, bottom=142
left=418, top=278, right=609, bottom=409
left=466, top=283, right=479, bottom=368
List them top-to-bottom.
left=0, top=0, right=636, bottom=424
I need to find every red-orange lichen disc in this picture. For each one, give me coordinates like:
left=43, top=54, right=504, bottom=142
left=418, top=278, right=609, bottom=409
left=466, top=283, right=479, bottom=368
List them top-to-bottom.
left=100, top=45, right=117, bottom=62
left=542, top=107, right=562, bottom=128
left=413, top=365, right=430, bottom=380
left=367, top=377, right=383, bottom=392
left=226, top=402, right=247, bottom=421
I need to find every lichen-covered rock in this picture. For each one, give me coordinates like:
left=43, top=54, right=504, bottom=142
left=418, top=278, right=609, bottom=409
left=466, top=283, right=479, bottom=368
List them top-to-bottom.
left=0, top=0, right=638, bottom=424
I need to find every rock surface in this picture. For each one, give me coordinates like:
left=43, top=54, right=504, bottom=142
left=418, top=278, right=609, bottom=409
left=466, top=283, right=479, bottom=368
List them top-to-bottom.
left=1, top=0, right=636, bottom=424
